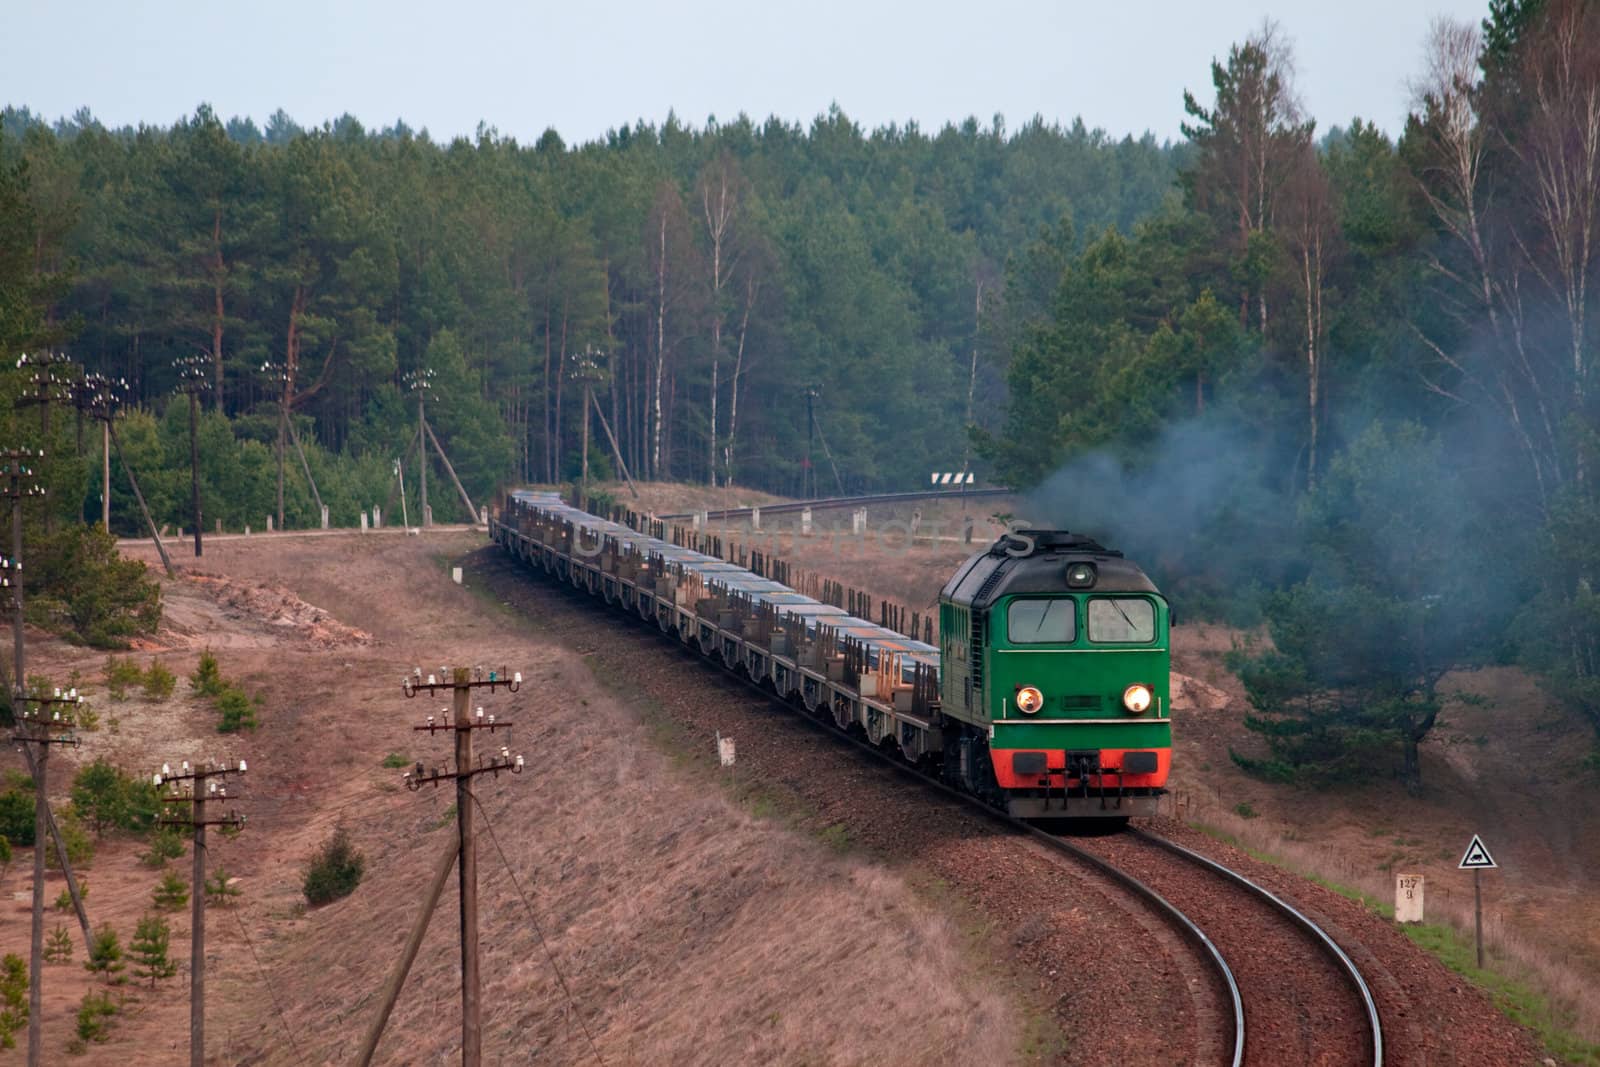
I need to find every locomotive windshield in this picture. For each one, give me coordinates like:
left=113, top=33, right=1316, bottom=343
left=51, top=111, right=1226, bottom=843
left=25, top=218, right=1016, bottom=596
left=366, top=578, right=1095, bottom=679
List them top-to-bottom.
left=1087, top=597, right=1156, bottom=643
left=1007, top=598, right=1076, bottom=643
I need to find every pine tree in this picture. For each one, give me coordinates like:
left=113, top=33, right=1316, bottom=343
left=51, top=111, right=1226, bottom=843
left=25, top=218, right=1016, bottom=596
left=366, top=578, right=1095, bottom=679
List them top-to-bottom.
left=205, top=865, right=242, bottom=906
left=153, top=870, right=189, bottom=911
left=129, top=914, right=177, bottom=986
left=44, top=924, right=72, bottom=964
left=83, top=925, right=123, bottom=983
left=0, top=954, right=26, bottom=1049
left=75, top=990, right=117, bottom=1044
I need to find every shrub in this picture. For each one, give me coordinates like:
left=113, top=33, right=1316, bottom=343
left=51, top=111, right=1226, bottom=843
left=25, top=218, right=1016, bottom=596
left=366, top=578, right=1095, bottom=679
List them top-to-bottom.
left=24, top=524, right=161, bottom=648
left=190, top=650, right=225, bottom=698
left=103, top=656, right=142, bottom=702
left=142, top=659, right=176, bottom=700
left=216, top=687, right=258, bottom=733
left=380, top=752, right=409, bottom=769
left=70, top=759, right=159, bottom=837
left=0, top=780, right=32, bottom=846
left=45, top=809, right=93, bottom=869
left=302, top=827, right=364, bottom=906
left=140, top=829, right=185, bottom=868
left=205, top=866, right=242, bottom=906
left=152, top=871, right=188, bottom=911
left=54, top=879, right=87, bottom=912
left=129, top=914, right=176, bottom=985
left=45, top=925, right=72, bottom=964
left=83, top=925, right=123, bottom=983
left=0, top=954, right=25, bottom=1049
left=74, top=990, right=117, bottom=1044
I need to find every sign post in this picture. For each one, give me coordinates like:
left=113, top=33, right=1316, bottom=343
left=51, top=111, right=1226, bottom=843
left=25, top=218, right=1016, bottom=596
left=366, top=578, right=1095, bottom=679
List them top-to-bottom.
left=1458, top=833, right=1497, bottom=968
left=1394, top=873, right=1424, bottom=923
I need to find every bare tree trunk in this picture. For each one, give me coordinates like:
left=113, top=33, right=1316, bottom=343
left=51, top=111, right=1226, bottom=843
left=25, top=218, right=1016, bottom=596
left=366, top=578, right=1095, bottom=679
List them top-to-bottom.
left=700, top=160, right=738, bottom=488
left=211, top=208, right=225, bottom=411
left=652, top=213, right=667, bottom=480
left=1304, top=242, right=1321, bottom=488
left=725, top=276, right=757, bottom=486
left=965, top=277, right=985, bottom=469
left=279, top=286, right=305, bottom=528
left=542, top=303, right=554, bottom=483
left=555, top=306, right=568, bottom=481
left=708, top=358, right=719, bottom=487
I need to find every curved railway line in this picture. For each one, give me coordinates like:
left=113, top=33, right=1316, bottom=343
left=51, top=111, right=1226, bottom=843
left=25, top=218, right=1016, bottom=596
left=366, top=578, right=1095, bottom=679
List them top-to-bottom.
left=490, top=503, right=1385, bottom=1066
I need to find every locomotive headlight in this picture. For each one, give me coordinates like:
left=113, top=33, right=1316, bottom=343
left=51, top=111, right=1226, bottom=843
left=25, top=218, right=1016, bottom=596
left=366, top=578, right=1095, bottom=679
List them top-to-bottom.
left=1122, top=683, right=1153, bottom=714
left=1016, top=685, right=1045, bottom=714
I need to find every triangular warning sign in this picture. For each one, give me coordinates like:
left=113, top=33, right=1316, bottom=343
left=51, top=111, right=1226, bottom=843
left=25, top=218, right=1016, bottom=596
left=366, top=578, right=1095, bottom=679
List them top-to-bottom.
left=1458, top=834, right=1497, bottom=870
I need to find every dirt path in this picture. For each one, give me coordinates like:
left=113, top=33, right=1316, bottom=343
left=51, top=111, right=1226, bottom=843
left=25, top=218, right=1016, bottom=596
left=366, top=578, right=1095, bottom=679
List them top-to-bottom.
left=1, top=531, right=1023, bottom=1065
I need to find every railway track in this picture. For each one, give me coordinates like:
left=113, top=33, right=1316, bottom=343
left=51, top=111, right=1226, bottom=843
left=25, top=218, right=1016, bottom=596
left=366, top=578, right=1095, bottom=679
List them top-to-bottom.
left=654, top=485, right=1014, bottom=521
left=492, top=535, right=1385, bottom=1066
left=744, top=671, right=1383, bottom=1067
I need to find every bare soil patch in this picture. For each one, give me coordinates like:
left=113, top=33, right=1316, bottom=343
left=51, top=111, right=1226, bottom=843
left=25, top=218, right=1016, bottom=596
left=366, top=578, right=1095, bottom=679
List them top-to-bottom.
left=0, top=531, right=1020, bottom=1065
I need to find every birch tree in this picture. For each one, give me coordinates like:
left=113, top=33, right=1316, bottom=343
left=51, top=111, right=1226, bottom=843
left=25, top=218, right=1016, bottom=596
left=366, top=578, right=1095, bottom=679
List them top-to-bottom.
left=697, top=153, right=745, bottom=486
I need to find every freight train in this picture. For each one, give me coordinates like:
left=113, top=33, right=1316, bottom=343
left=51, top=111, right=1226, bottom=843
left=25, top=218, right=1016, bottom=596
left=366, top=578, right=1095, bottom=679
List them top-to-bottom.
left=491, top=491, right=1171, bottom=820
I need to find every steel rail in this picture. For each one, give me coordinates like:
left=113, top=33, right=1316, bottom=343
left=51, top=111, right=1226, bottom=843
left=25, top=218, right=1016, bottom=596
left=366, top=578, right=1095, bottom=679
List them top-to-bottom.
left=655, top=485, right=1013, bottom=521
left=490, top=526, right=1244, bottom=1066
left=1128, top=829, right=1384, bottom=1067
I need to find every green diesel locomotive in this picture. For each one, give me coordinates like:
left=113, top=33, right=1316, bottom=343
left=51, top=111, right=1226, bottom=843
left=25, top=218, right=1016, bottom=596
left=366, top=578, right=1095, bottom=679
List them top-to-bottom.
left=938, top=529, right=1171, bottom=818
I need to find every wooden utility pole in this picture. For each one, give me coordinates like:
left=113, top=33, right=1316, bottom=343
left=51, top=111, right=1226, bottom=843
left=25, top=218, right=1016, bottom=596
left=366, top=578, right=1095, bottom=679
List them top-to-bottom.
left=570, top=346, right=606, bottom=512
left=174, top=352, right=211, bottom=557
left=258, top=359, right=291, bottom=529
left=405, top=367, right=436, bottom=527
left=63, top=369, right=121, bottom=532
left=580, top=380, right=591, bottom=511
left=803, top=386, right=819, bottom=499
left=420, top=389, right=428, bottom=526
left=190, top=390, right=202, bottom=555
left=589, top=390, right=639, bottom=499
left=285, top=417, right=325, bottom=522
left=102, top=421, right=109, bottom=530
left=422, top=421, right=478, bottom=523
left=107, top=422, right=175, bottom=578
left=1, top=441, right=82, bottom=1067
left=396, top=665, right=524, bottom=1066
left=452, top=673, right=479, bottom=1059
left=12, top=685, right=86, bottom=1067
left=156, top=759, right=247, bottom=1067
left=355, top=838, right=459, bottom=1067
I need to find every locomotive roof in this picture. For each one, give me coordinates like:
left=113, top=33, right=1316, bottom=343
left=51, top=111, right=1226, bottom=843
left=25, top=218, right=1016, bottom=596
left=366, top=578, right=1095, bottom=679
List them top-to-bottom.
left=940, top=528, right=1160, bottom=609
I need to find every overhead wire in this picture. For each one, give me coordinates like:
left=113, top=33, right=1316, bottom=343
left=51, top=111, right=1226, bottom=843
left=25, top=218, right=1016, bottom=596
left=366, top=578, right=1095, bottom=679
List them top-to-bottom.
left=469, top=791, right=607, bottom=1067
left=191, top=834, right=308, bottom=1062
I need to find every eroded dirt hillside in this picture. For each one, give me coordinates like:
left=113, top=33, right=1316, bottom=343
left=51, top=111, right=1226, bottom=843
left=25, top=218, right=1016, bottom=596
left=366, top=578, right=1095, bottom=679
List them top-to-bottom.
left=2, top=531, right=1022, bottom=1065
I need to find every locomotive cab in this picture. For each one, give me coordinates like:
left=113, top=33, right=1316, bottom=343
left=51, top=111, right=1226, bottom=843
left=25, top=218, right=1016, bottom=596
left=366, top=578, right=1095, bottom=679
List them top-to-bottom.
left=938, top=529, right=1171, bottom=819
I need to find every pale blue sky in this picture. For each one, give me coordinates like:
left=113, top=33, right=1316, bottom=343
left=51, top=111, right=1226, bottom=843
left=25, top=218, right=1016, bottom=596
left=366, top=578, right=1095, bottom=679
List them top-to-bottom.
left=5, top=1, right=1492, bottom=143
